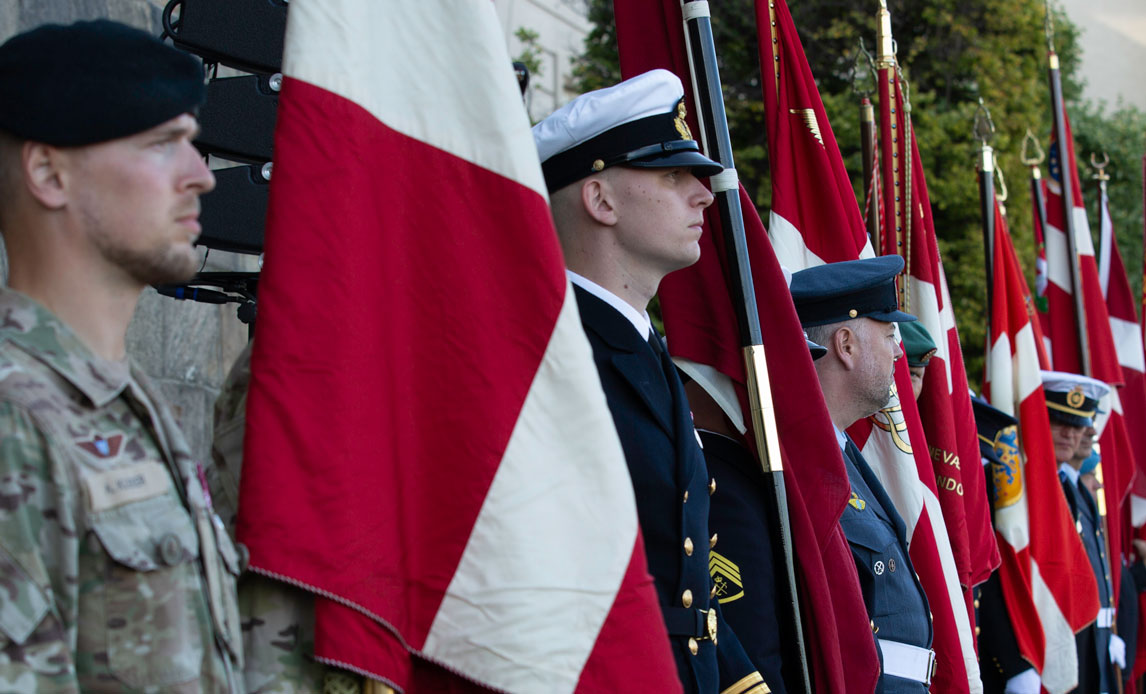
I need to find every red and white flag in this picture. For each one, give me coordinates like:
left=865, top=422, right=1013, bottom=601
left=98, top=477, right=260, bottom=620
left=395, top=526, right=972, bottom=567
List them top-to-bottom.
left=613, top=1, right=880, bottom=691
left=751, top=1, right=974, bottom=691
left=236, top=2, right=680, bottom=691
left=876, top=59, right=999, bottom=613
left=1042, top=110, right=1136, bottom=601
left=1097, top=183, right=1146, bottom=531
left=983, top=196, right=1098, bottom=693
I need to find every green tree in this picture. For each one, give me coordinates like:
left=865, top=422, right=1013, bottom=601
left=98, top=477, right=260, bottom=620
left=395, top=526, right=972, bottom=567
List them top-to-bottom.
left=571, top=0, right=1143, bottom=382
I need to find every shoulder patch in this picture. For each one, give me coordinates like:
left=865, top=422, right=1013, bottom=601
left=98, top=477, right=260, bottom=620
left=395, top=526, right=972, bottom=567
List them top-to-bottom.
left=709, top=551, right=744, bottom=604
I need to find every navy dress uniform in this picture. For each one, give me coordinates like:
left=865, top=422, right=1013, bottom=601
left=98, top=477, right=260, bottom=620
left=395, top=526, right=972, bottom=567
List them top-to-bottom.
left=533, top=71, right=767, bottom=694
left=790, top=257, right=935, bottom=693
left=698, top=340, right=827, bottom=693
left=1042, top=371, right=1115, bottom=694
left=971, top=396, right=1039, bottom=694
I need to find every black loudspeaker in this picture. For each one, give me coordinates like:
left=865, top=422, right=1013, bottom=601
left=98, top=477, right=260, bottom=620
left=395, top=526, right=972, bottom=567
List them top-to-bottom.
left=165, top=0, right=288, bottom=74
left=196, top=73, right=279, bottom=163
left=198, top=164, right=270, bottom=255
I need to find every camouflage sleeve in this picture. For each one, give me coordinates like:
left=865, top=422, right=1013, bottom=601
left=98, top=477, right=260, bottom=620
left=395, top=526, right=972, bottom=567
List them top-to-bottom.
left=0, top=401, right=79, bottom=693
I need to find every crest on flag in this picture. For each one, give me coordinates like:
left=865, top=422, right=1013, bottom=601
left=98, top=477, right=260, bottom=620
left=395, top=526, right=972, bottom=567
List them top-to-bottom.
left=991, top=425, right=1023, bottom=508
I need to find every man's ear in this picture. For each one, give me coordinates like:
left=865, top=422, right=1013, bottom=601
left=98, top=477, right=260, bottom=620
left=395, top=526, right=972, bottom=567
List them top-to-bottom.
left=23, top=142, right=69, bottom=211
left=580, top=175, right=618, bottom=226
left=834, top=325, right=858, bottom=370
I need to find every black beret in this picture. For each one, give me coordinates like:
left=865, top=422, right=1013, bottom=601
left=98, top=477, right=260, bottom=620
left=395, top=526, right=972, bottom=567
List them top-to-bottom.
left=0, top=19, right=206, bottom=146
left=789, top=255, right=917, bottom=327
left=970, top=394, right=1018, bottom=467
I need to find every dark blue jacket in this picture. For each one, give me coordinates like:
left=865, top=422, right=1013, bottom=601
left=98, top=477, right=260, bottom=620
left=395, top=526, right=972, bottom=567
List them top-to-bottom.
left=573, top=285, right=762, bottom=694
left=700, top=430, right=793, bottom=693
left=841, top=437, right=932, bottom=694
left=1060, top=472, right=1114, bottom=694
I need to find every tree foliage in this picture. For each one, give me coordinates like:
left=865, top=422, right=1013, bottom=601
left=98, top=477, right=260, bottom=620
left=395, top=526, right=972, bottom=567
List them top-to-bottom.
left=571, top=0, right=1145, bottom=382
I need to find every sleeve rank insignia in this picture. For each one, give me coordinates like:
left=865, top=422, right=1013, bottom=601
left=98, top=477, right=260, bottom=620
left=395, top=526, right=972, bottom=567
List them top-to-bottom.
left=709, top=551, right=744, bottom=604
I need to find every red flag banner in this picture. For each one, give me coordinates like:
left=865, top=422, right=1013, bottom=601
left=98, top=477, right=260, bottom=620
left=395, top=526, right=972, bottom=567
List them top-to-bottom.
left=755, top=0, right=974, bottom=691
left=614, top=1, right=880, bottom=692
left=237, top=2, right=681, bottom=691
left=875, top=59, right=1000, bottom=601
left=1043, top=109, right=1135, bottom=602
left=1097, top=183, right=1146, bottom=533
left=984, top=197, right=1099, bottom=693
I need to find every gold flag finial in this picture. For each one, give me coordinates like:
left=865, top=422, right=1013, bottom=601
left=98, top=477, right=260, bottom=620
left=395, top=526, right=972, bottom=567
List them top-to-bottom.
left=876, top=0, right=895, bottom=67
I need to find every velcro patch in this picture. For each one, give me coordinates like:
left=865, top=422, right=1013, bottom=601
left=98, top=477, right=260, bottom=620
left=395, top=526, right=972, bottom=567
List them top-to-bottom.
left=83, top=461, right=171, bottom=512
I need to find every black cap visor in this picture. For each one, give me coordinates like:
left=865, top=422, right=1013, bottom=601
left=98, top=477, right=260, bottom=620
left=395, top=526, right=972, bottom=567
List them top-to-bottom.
left=626, top=147, right=723, bottom=178
left=872, top=308, right=918, bottom=324
left=806, top=338, right=828, bottom=360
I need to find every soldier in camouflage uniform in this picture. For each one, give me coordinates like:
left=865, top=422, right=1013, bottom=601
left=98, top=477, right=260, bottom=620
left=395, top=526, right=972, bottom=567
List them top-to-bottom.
left=0, top=20, right=244, bottom=691
left=210, top=341, right=340, bottom=694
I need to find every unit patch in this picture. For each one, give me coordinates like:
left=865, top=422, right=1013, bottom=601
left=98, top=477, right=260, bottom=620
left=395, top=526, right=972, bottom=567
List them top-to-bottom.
left=709, top=551, right=744, bottom=604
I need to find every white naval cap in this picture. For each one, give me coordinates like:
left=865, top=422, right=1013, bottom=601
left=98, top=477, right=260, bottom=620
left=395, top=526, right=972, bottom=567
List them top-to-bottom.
left=532, top=69, right=722, bottom=193
left=1040, top=370, right=1110, bottom=427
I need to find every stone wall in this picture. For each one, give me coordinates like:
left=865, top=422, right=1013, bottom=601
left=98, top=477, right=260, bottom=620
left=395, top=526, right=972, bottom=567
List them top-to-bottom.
left=0, top=0, right=256, bottom=462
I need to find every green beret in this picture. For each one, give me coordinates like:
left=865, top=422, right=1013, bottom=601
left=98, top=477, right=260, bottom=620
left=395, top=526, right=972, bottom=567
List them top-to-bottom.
left=0, top=20, right=206, bottom=146
left=900, top=320, right=937, bottom=367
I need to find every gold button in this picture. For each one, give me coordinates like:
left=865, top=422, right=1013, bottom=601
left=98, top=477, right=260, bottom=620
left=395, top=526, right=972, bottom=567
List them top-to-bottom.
left=592, top=159, right=605, bottom=172
left=849, top=309, right=858, bottom=318
left=709, top=478, right=717, bottom=495
left=683, top=491, right=689, bottom=503
left=710, top=534, right=718, bottom=549
left=684, top=537, right=694, bottom=556
left=682, top=589, right=693, bottom=608
left=974, top=599, right=980, bottom=609
left=975, top=626, right=981, bottom=637
left=688, top=637, right=699, bottom=655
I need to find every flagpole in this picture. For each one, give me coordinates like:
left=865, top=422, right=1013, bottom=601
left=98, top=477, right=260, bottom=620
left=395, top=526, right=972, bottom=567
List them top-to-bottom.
left=874, top=0, right=913, bottom=311
left=680, top=2, right=812, bottom=691
left=1045, top=4, right=1092, bottom=375
left=861, top=97, right=880, bottom=249
left=975, top=103, right=996, bottom=340
left=1093, top=152, right=1111, bottom=284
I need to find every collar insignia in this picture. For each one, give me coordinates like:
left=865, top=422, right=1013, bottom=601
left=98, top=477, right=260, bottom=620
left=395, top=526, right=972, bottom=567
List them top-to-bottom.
left=674, top=101, right=693, bottom=141
left=849, top=491, right=867, bottom=511
left=709, top=551, right=744, bottom=604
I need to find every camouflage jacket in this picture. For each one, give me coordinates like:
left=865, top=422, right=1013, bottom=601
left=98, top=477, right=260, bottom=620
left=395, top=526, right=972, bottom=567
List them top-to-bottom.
left=0, top=288, right=244, bottom=693
left=210, top=341, right=335, bottom=694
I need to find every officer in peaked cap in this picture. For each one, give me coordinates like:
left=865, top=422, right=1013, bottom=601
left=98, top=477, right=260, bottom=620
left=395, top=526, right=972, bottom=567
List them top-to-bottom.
left=0, top=20, right=245, bottom=692
left=534, top=70, right=767, bottom=694
left=791, top=256, right=935, bottom=693
left=900, top=320, right=936, bottom=401
left=1041, top=370, right=1117, bottom=694
left=970, top=395, right=1040, bottom=694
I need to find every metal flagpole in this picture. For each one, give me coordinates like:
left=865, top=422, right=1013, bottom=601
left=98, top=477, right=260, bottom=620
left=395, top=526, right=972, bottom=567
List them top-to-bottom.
left=1045, top=1, right=1092, bottom=375
left=679, top=2, right=812, bottom=691
left=975, top=101, right=997, bottom=340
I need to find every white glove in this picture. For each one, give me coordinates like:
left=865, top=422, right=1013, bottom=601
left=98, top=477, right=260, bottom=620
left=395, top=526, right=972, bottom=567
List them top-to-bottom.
left=1110, top=634, right=1127, bottom=669
left=1004, top=668, right=1041, bottom=694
